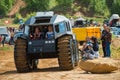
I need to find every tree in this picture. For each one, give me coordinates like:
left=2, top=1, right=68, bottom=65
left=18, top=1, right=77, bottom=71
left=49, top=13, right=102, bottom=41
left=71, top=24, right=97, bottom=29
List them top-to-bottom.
left=0, top=0, right=15, bottom=16
left=24, top=0, right=51, bottom=11
left=89, top=0, right=110, bottom=17
left=111, top=0, right=120, bottom=15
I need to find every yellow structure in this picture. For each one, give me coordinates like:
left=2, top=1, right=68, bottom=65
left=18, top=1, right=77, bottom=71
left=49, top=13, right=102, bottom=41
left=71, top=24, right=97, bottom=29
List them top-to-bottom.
left=72, top=27, right=101, bottom=42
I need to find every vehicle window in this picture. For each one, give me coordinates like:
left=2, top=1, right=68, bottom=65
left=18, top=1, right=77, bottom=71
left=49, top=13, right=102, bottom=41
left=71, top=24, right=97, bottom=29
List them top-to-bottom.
left=75, top=21, right=84, bottom=27
left=59, top=22, right=66, bottom=33
left=66, top=22, right=71, bottom=31
left=24, top=25, right=29, bottom=36
left=55, top=25, right=59, bottom=33
left=0, top=27, right=8, bottom=35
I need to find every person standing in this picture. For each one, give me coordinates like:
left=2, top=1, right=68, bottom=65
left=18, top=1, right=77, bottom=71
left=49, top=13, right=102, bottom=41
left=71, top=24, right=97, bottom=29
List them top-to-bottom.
left=101, top=24, right=107, bottom=57
left=105, top=27, right=112, bottom=57
left=9, top=30, right=14, bottom=45
left=0, top=35, right=2, bottom=46
left=2, top=36, right=6, bottom=47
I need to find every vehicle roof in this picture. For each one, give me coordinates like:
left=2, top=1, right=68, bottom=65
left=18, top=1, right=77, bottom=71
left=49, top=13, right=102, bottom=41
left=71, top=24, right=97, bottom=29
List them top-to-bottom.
left=24, top=12, right=69, bottom=25
left=109, top=14, right=120, bottom=23
left=75, top=17, right=85, bottom=21
left=0, top=26, right=7, bottom=28
left=0, top=27, right=8, bottom=35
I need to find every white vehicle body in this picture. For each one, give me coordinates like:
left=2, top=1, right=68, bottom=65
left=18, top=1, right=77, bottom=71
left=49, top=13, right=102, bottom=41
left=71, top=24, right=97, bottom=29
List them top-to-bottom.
left=109, top=14, right=120, bottom=37
left=0, top=27, right=11, bottom=43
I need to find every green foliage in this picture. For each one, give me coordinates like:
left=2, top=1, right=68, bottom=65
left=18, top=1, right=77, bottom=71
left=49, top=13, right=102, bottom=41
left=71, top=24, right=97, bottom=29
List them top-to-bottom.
left=0, top=0, right=15, bottom=16
left=1, top=0, right=120, bottom=18
left=24, top=0, right=56, bottom=11
left=24, top=0, right=74, bottom=14
left=56, top=0, right=74, bottom=6
left=79, top=0, right=110, bottom=17
left=79, top=0, right=120, bottom=17
left=90, top=0, right=110, bottom=16
left=111, top=0, right=120, bottom=15
left=13, top=12, right=36, bottom=24
left=23, top=12, right=35, bottom=21
left=13, top=13, right=22, bottom=24
left=0, top=46, right=13, bottom=51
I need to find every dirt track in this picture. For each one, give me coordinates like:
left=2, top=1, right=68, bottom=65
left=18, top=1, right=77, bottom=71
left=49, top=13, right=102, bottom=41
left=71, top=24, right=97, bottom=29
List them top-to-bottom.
left=0, top=50, right=120, bottom=80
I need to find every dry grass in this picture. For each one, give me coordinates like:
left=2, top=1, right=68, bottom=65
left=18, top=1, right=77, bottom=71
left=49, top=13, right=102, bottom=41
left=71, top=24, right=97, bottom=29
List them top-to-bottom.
left=99, top=38, right=120, bottom=59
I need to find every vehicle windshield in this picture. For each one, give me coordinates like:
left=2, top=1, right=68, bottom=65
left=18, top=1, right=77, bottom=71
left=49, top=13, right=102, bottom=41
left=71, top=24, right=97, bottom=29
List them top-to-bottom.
left=29, top=25, right=54, bottom=40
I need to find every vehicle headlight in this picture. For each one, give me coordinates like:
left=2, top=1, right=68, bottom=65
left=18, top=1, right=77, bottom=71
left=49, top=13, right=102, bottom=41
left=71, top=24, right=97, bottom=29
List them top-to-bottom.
left=45, top=40, right=55, bottom=44
left=51, top=40, right=55, bottom=43
left=29, top=41, right=32, bottom=45
left=45, top=41, right=48, bottom=44
left=48, top=41, right=52, bottom=43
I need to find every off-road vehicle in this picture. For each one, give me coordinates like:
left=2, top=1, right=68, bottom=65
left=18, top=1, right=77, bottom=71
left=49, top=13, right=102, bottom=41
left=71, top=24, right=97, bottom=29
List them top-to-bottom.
left=14, top=12, right=79, bottom=72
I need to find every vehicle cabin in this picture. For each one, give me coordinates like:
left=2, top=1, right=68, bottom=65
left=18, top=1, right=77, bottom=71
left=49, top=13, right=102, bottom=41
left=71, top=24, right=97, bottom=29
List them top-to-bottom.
left=14, top=12, right=79, bottom=72
left=21, top=12, right=73, bottom=57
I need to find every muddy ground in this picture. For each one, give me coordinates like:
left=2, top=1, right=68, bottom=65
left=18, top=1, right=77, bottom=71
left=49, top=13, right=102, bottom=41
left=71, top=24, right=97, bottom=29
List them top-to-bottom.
left=0, top=50, right=120, bottom=80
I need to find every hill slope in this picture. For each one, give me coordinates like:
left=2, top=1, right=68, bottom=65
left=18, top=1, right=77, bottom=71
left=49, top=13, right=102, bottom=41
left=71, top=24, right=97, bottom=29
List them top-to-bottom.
left=7, top=0, right=25, bottom=17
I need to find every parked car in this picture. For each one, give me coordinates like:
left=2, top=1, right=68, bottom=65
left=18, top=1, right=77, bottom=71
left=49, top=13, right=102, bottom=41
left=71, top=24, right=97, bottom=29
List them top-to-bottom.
left=109, top=14, right=120, bottom=37
left=0, top=26, right=11, bottom=44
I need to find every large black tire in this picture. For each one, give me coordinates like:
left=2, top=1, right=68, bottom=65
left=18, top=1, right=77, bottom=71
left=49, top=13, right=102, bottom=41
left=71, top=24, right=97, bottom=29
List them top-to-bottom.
left=57, top=36, right=76, bottom=70
left=14, top=38, right=38, bottom=72
left=14, top=38, right=30, bottom=72
left=73, top=40, right=79, bottom=66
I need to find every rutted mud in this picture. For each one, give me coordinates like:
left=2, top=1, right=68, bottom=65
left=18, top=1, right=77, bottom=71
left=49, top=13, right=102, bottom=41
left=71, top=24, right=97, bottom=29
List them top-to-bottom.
left=0, top=49, right=120, bottom=80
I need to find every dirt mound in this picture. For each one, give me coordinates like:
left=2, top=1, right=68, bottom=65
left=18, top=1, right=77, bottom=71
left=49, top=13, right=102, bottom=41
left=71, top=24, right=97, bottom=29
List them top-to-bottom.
left=112, top=38, right=120, bottom=49
left=79, top=58, right=118, bottom=73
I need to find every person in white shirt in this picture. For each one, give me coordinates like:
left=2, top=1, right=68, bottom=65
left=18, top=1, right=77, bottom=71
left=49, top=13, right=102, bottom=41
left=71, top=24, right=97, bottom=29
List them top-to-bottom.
left=46, top=26, right=54, bottom=39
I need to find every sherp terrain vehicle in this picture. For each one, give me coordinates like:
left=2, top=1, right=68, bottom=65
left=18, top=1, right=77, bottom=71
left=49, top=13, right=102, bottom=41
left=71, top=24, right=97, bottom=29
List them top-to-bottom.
left=14, top=12, right=79, bottom=72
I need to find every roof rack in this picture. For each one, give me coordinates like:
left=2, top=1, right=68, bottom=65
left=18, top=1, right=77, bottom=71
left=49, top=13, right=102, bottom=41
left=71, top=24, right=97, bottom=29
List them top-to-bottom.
left=36, top=11, right=54, bottom=17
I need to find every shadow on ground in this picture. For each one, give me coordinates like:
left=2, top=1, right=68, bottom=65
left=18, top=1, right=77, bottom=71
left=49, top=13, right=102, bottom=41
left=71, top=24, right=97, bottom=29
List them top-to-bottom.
left=0, top=67, right=64, bottom=75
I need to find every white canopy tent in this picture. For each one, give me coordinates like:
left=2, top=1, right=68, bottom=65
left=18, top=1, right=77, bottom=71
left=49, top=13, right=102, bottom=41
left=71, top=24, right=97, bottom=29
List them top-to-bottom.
left=109, top=14, right=119, bottom=23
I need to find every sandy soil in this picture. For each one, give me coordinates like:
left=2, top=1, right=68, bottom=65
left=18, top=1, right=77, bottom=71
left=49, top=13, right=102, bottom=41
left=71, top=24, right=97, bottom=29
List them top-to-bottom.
left=112, top=38, right=120, bottom=48
left=0, top=50, right=120, bottom=80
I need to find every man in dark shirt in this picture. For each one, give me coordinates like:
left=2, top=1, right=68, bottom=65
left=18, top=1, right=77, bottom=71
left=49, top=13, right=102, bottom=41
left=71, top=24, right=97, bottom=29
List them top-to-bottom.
left=101, top=24, right=107, bottom=57
left=105, top=27, right=112, bottom=57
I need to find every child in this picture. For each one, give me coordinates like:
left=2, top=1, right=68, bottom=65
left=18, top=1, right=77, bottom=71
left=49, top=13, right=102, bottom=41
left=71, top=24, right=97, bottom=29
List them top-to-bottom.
left=81, top=37, right=92, bottom=56
left=82, top=43, right=95, bottom=60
